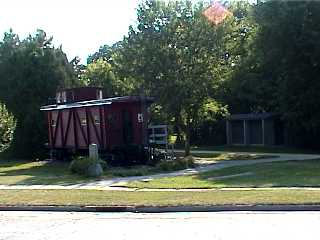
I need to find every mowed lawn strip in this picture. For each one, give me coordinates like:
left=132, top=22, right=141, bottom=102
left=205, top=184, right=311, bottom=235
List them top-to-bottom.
left=124, top=159, right=320, bottom=189
left=2, top=189, right=320, bottom=206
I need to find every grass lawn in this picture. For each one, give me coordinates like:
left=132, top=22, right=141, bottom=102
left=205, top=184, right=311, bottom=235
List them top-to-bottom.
left=0, top=152, right=274, bottom=185
left=189, top=152, right=276, bottom=161
left=124, top=159, right=320, bottom=189
left=0, top=160, right=87, bottom=185
left=2, top=189, right=320, bottom=206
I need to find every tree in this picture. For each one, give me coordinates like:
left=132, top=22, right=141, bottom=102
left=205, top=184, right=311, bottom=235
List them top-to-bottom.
left=119, top=0, right=229, bottom=155
left=228, top=1, right=320, bottom=148
left=0, top=29, right=77, bottom=157
left=87, top=44, right=114, bottom=64
left=81, top=58, right=134, bottom=97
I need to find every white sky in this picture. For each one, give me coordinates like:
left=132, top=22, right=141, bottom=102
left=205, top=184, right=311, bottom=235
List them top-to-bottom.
left=0, top=0, right=254, bottom=63
left=0, top=0, right=141, bottom=63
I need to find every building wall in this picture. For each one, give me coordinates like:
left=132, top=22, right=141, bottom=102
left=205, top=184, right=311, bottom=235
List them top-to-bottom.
left=46, top=100, right=152, bottom=151
left=227, top=118, right=282, bottom=146
left=264, top=119, right=275, bottom=145
left=230, top=120, right=244, bottom=144
left=248, top=120, right=263, bottom=145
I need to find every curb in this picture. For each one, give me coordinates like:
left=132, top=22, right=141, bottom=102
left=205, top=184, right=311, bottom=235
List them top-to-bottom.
left=2, top=204, right=320, bottom=213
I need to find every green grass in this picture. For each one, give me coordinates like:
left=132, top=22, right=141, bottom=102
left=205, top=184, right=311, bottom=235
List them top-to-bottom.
left=0, top=149, right=279, bottom=186
left=190, top=152, right=276, bottom=160
left=105, top=153, right=272, bottom=177
left=0, top=158, right=195, bottom=185
left=124, top=159, right=320, bottom=189
left=0, top=160, right=87, bottom=185
left=105, top=165, right=162, bottom=177
left=2, top=189, right=320, bottom=206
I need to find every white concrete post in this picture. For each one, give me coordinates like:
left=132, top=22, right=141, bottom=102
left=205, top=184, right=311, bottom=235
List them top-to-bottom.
left=89, top=144, right=99, bottom=160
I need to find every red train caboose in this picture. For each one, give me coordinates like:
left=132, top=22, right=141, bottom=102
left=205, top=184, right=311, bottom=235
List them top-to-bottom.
left=40, top=87, right=153, bottom=164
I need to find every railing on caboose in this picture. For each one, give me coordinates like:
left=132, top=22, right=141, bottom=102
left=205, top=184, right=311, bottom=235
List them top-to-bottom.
left=148, top=125, right=174, bottom=159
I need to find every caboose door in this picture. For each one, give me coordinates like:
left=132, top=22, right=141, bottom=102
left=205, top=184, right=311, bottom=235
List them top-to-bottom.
left=122, top=110, right=133, bottom=144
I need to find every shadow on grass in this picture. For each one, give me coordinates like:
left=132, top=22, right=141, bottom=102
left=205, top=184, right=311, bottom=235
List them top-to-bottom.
left=123, top=159, right=320, bottom=189
left=195, top=159, right=320, bottom=188
left=0, top=160, right=87, bottom=186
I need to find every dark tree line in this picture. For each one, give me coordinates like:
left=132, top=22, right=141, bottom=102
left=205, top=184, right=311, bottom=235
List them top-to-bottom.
left=228, top=1, right=320, bottom=148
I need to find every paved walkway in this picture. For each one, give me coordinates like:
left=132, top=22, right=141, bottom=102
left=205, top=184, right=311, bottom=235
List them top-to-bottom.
left=1, top=151, right=320, bottom=190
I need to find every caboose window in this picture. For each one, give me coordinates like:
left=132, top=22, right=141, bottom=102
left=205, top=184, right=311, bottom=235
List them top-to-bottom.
left=97, top=90, right=103, bottom=100
left=61, top=91, right=67, bottom=103
left=56, top=92, right=61, bottom=104
left=94, top=115, right=100, bottom=125
left=81, top=118, right=87, bottom=126
left=51, top=119, right=56, bottom=127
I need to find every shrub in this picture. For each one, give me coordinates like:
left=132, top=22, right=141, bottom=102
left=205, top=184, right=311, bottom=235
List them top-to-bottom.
left=0, top=103, right=16, bottom=152
left=69, top=156, right=106, bottom=177
left=156, top=156, right=195, bottom=172
left=99, top=160, right=108, bottom=171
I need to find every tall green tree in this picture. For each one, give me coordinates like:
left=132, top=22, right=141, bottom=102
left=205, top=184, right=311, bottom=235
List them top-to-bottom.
left=120, top=0, right=229, bottom=155
left=229, top=1, right=320, bottom=148
left=0, top=29, right=76, bottom=157
left=81, top=58, right=134, bottom=97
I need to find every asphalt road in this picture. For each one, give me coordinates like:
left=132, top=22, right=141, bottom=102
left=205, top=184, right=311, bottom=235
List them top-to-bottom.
left=1, top=211, right=320, bottom=240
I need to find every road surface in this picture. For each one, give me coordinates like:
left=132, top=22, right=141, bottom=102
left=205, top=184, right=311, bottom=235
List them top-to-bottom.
left=1, top=211, right=320, bottom=240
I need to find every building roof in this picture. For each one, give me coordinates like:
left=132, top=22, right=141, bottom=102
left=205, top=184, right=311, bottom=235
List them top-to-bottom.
left=40, top=96, right=154, bottom=111
left=227, top=113, right=278, bottom=121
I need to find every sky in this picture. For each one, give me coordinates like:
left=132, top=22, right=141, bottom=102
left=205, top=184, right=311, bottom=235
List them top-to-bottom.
left=0, top=0, right=141, bottom=63
left=1, top=0, right=255, bottom=64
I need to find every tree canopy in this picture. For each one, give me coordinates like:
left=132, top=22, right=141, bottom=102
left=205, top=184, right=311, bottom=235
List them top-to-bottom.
left=2, top=0, right=320, bottom=157
left=0, top=29, right=76, bottom=157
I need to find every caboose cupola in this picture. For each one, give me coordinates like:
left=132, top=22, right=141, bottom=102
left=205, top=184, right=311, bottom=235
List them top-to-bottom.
left=56, top=87, right=103, bottom=104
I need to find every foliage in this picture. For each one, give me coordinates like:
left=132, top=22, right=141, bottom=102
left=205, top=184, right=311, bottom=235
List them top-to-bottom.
left=1, top=0, right=320, bottom=157
left=118, top=0, right=230, bottom=155
left=227, top=1, right=320, bottom=148
left=0, top=29, right=76, bottom=157
left=81, top=59, right=134, bottom=97
left=0, top=103, right=16, bottom=152
left=156, top=155, right=195, bottom=172
left=69, top=156, right=106, bottom=177
left=99, top=160, right=108, bottom=171
left=106, top=165, right=157, bottom=177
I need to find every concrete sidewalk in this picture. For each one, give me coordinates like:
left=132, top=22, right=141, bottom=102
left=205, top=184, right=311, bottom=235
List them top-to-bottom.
left=1, top=151, right=320, bottom=190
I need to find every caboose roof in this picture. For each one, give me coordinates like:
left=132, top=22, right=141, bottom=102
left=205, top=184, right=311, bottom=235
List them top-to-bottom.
left=40, top=96, right=154, bottom=111
left=227, top=112, right=278, bottom=121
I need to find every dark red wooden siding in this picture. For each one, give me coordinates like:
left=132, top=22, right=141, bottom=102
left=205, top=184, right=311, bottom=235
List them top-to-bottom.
left=46, top=100, right=148, bottom=151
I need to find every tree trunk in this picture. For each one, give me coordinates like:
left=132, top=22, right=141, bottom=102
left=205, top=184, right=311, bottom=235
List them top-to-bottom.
left=184, top=126, right=191, bottom=156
